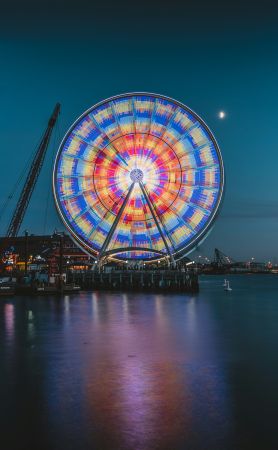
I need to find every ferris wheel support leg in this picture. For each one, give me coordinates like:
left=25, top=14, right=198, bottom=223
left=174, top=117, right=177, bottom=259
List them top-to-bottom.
left=97, top=182, right=135, bottom=265
left=139, top=182, right=175, bottom=266
left=97, top=255, right=107, bottom=272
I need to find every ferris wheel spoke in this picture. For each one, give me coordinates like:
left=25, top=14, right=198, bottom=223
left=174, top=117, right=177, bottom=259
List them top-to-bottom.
left=131, top=97, right=138, bottom=168
left=148, top=99, right=160, bottom=136
left=138, top=100, right=161, bottom=162
left=109, top=101, right=136, bottom=163
left=142, top=106, right=192, bottom=166
left=147, top=106, right=181, bottom=159
left=88, top=111, right=131, bottom=168
left=170, top=123, right=199, bottom=150
left=74, top=132, right=130, bottom=171
left=131, top=133, right=150, bottom=170
left=139, top=133, right=165, bottom=167
left=143, top=136, right=161, bottom=162
left=175, top=141, right=209, bottom=157
left=173, top=142, right=216, bottom=165
left=102, top=145, right=131, bottom=170
left=96, top=147, right=130, bottom=171
left=63, top=152, right=94, bottom=165
left=154, top=158, right=180, bottom=171
left=180, top=163, right=219, bottom=171
left=195, top=163, right=219, bottom=170
left=146, top=172, right=182, bottom=187
left=59, top=174, right=94, bottom=180
left=93, top=175, right=126, bottom=181
left=59, top=176, right=134, bottom=193
left=145, top=179, right=179, bottom=196
left=147, top=179, right=218, bottom=199
left=94, top=180, right=130, bottom=194
left=139, top=181, right=175, bottom=264
left=98, top=182, right=135, bottom=260
left=142, top=182, right=178, bottom=251
left=184, top=184, right=219, bottom=191
left=61, top=189, right=95, bottom=201
left=137, top=191, right=158, bottom=252
left=167, top=191, right=213, bottom=216
left=167, top=199, right=211, bottom=235
left=164, top=202, right=196, bottom=234
left=188, top=202, right=211, bottom=215
left=71, top=204, right=92, bottom=222
left=87, top=207, right=115, bottom=242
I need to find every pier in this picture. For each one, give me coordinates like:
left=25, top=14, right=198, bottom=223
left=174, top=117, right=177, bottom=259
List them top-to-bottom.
left=68, top=269, right=199, bottom=293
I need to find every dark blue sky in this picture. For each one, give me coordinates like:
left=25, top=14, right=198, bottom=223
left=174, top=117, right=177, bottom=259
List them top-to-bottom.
left=0, top=0, right=277, bottom=261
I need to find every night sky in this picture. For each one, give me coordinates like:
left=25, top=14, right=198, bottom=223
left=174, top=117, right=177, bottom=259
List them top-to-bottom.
left=0, top=0, right=277, bottom=261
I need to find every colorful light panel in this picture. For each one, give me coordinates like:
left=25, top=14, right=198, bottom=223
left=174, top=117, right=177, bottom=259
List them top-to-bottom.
left=53, top=93, right=224, bottom=260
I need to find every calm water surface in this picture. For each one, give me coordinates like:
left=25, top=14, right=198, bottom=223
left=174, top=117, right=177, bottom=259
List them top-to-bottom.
left=1, top=275, right=278, bottom=450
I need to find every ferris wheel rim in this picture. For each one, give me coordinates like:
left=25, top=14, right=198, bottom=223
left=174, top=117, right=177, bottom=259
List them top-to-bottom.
left=53, top=92, right=225, bottom=261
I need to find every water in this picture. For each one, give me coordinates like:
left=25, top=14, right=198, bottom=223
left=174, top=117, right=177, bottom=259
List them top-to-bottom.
left=0, top=275, right=278, bottom=450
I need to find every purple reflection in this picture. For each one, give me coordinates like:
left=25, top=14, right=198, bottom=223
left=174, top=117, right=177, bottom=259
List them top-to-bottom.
left=41, top=292, right=232, bottom=450
left=4, top=303, right=14, bottom=343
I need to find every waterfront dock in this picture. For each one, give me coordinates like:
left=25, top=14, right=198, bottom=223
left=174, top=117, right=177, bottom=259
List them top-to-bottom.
left=68, top=269, right=199, bottom=293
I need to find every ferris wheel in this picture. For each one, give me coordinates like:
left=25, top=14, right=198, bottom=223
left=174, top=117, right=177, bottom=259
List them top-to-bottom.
left=53, top=93, right=224, bottom=262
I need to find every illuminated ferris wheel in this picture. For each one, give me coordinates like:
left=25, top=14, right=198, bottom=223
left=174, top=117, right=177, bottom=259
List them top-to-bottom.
left=53, top=93, right=224, bottom=262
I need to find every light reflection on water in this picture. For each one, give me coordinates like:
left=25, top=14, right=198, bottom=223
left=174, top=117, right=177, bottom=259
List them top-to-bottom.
left=1, top=275, right=278, bottom=450
left=4, top=303, right=14, bottom=342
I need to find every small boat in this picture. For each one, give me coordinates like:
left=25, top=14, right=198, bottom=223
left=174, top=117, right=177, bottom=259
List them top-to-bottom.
left=223, top=278, right=228, bottom=287
left=224, top=281, right=232, bottom=291
left=34, top=283, right=81, bottom=295
left=0, top=284, right=15, bottom=296
left=62, top=284, right=81, bottom=293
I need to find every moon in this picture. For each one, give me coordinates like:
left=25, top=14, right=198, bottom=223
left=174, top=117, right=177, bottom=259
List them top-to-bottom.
left=218, top=111, right=226, bottom=119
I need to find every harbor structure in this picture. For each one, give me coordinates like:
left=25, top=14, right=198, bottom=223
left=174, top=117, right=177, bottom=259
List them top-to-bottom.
left=1, top=94, right=226, bottom=293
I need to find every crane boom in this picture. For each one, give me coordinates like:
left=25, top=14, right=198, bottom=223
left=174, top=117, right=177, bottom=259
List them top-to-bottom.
left=6, top=103, right=60, bottom=237
left=213, top=248, right=235, bottom=267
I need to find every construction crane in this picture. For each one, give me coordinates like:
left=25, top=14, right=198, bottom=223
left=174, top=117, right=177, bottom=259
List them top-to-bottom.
left=6, top=103, right=60, bottom=237
left=213, top=248, right=235, bottom=268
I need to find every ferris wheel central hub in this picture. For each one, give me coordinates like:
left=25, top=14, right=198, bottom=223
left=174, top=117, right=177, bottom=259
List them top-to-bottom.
left=130, top=168, right=143, bottom=182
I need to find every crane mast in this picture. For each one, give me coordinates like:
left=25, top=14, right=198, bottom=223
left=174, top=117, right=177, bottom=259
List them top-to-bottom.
left=6, top=103, right=60, bottom=237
